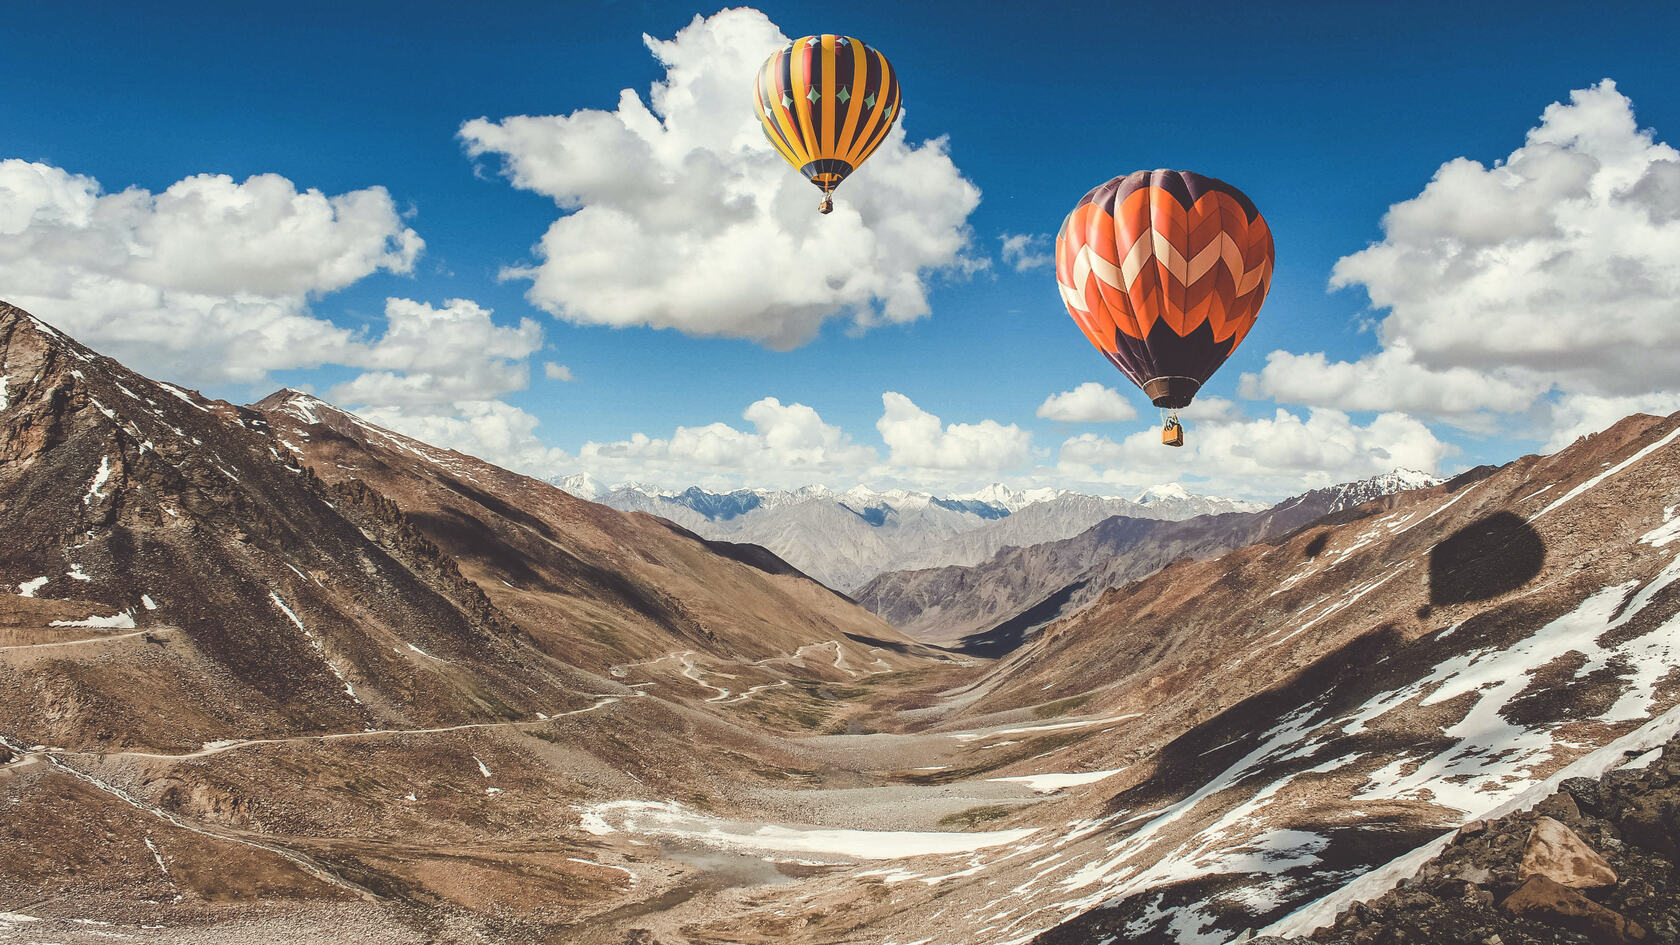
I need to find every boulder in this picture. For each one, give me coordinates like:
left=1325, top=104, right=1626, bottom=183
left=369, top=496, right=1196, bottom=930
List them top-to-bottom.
left=1518, top=815, right=1617, bottom=888
left=1500, top=875, right=1646, bottom=943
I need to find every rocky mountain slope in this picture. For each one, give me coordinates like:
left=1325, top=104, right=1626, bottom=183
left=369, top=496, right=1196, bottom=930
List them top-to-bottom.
left=7, top=301, right=1680, bottom=945
left=0, top=302, right=963, bottom=943
left=906, top=410, right=1680, bottom=944
left=856, top=470, right=1440, bottom=650
left=559, top=476, right=1262, bottom=593
left=1290, top=731, right=1679, bottom=944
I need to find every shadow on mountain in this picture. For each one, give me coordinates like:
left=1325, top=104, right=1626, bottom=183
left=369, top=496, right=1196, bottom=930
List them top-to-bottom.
left=434, top=472, right=560, bottom=544
left=409, top=507, right=548, bottom=588
left=412, top=507, right=699, bottom=639
left=1429, top=511, right=1545, bottom=606
left=652, top=520, right=859, bottom=603
left=1305, top=531, right=1330, bottom=559
left=957, top=580, right=1090, bottom=657
left=842, top=632, right=959, bottom=660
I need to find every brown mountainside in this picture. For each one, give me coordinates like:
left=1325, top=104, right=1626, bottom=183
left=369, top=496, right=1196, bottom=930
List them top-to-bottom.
left=6, top=300, right=1680, bottom=945
left=0, top=302, right=968, bottom=943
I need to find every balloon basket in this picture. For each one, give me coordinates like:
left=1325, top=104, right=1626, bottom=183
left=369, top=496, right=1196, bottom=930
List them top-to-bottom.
left=1162, top=415, right=1184, bottom=448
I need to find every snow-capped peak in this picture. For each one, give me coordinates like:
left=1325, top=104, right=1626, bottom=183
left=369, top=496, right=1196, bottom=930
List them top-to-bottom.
left=1317, top=467, right=1444, bottom=513
left=556, top=472, right=602, bottom=500
left=1134, top=482, right=1193, bottom=505
left=948, top=483, right=1065, bottom=512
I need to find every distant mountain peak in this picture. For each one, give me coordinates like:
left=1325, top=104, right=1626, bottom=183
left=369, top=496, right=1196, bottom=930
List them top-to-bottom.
left=253, top=388, right=337, bottom=426
left=1317, top=467, right=1444, bottom=512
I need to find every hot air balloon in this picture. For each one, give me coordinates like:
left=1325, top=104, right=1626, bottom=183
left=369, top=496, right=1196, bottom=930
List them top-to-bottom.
left=754, top=35, right=901, bottom=214
left=1054, top=170, right=1274, bottom=446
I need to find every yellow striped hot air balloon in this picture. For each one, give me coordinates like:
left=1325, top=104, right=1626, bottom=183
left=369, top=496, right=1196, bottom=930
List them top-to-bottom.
left=753, top=34, right=901, bottom=214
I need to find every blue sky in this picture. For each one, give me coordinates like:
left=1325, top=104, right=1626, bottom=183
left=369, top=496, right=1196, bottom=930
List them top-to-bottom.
left=7, top=2, right=1680, bottom=500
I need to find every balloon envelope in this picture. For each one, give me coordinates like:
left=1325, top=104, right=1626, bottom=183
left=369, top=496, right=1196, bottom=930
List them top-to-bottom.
left=754, top=35, right=901, bottom=198
left=1054, top=170, right=1274, bottom=409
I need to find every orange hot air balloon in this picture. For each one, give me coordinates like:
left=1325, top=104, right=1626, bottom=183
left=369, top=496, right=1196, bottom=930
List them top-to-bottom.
left=1055, top=170, right=1274, bottom=446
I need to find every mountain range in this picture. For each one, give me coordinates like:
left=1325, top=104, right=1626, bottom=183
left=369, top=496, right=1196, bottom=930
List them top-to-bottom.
left=4, top=300, right=1679, bottom=945
left=856, top=468, right=1442, bottom=652
left=556, top=473, right=1266, bottom=592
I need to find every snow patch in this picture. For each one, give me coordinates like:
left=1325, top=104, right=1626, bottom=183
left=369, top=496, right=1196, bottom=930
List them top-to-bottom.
left=157, top=382, right=211, bottom=412
left=83, top=455, right=112, bottom=505
left=1640, top=504, right=1680, bottom=548
left=67, top=563, right=92, bottom=581
left=18, top=577, right=47, bottom=597
left=270, top=591, right=362, bottom=704
left=269, top=592, right=308, bottom=633
left=50, top=611, right=136, bottom=629
left=952, top=713, right=1141, bottom=742
left=474, top=756, right=492, bottom=778
left=987, top=769, right=1125, bottom=794
left=576, top=800, right=1038, bottom=861
left=144, top=836, right=169, bottom=875
left=566, top=857, right=638, bottom=885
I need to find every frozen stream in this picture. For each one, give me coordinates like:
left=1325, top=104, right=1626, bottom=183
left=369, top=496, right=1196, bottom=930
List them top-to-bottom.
left=578, top=799, right=1038, bottom=863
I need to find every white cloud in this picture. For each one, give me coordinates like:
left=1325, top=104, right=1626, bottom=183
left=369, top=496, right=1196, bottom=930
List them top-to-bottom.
left=459, top=8, right=981, bottom=349
left=1243, top=81, right=1680, bottom=445
left=0, top=158, right=574, bottom=478
left=0, top=160, right=422, bottom=386
left=999, top=232, right=1052, bottom=271
left=321, top=298, right=570, bottom=476
left=329, top=298, right=542, bottom=408
left=1238, top=345, right=1546, bottom=428
left=544, top=362, right=575, bottom=381
left=1036, top=382, right=1139, bottom=423
left=1541, top=390, right=1680, bottom=451
left=877, top=392, right=1032, bottom=472
left=568, top=393, right=1041, bottom=492
left=578, top=396, right=877, bottom=489
left=355, top=399, right=573, bottom=478
left=1054, top=408, right=1452, bottom=500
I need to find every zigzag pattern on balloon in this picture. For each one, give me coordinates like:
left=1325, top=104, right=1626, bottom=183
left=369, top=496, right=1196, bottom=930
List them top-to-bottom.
left=1056, top=172, right=1272, bottom=349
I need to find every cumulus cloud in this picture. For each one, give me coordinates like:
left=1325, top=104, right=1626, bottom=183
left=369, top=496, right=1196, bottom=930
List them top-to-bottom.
left=459, top=8, right=981, bottom=349
left=1242, top=81, right=1680, bottom=444
left=0, top=157, right=576, bottom=477
left=0, top=159, right=422, bottom=386
left=999, top=232, right=1053, bottom=271
left=318, top=298, right=573, bottom=476
left=329, top=298, right=542, bottom=408
left=1237, top=345, right=1546, bottom=430
left=544, top=362, right=575, bottom=381
left=1036, top=382, right=1138, bottom=423
left=1541, top=391, right=1680, bottom=451
left=567, top=392, right=1042, bottom=491
left=877, top=392, right=1032, bottom=472
left=578, top=396, right=877, bottom=489
left=355, top=399, right=573, bottom=478
left=1054, top=408, right=1452, bottom=500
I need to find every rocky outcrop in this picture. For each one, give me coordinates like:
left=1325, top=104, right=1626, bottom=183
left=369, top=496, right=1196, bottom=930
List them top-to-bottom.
left=1311, top=737, right=1680, bottom=945
left=1518, top=815, right=1617, bottom=889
